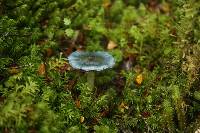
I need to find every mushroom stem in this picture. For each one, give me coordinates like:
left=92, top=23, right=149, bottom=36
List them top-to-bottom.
left=87, top=71, right=95, bottom=90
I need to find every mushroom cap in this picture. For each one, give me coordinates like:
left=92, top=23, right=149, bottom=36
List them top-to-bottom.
left=68, top=51, right=115, bottom=71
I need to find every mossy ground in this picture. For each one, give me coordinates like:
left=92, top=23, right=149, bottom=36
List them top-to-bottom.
left=0, top=0, right=200, bottom=132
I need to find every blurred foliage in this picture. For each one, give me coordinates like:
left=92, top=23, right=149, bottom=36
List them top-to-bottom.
left=0, top=0, right=200, bottom=132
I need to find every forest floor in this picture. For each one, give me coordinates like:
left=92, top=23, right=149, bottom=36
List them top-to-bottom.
left=0, top=0, right=200, bottom=132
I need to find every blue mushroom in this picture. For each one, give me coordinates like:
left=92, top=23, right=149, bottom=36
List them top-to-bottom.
left=68, top=51, right=115, bottom=89
left=68, top=51, right=115, bottom=71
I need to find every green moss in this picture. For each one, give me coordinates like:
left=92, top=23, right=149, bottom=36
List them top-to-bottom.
left=0, top=0, right=200, bottom=132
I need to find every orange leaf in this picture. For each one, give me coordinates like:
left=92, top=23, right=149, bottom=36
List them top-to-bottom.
left=107, top=40, right=117, bottom=50
left=38, top=63, right=46, bottom=76
left=135, top=74, right=143, bottom=85
left=75, top=99, right=81, bottom=108
left=80, top=116, right=85, bottom=123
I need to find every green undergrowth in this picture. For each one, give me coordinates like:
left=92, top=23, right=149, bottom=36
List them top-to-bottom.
left=0, top=0, right=200, bottom=132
